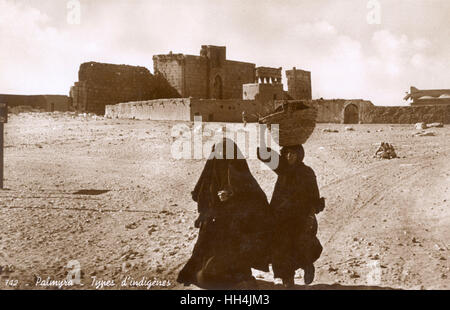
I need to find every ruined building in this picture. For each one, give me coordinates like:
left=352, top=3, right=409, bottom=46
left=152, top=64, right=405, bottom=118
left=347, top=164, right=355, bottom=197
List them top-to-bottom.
left=71, top=45, right=312, bottom=115
left=152, top=45, right=256, bottom=99
left=69, top=62, right=178, bottom=114
left=242, top=67, right=285, bottom=104
left=286, top=67, right=312, bottom=100
left=404, top=86, right=450, bottom=106
left=0, top=94, right=70, bottom=112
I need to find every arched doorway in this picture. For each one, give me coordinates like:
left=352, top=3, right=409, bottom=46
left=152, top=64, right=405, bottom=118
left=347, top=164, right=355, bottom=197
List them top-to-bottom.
left=212, top=75, right=223, bottom=99
left=343, top=104, right=359, bottom=124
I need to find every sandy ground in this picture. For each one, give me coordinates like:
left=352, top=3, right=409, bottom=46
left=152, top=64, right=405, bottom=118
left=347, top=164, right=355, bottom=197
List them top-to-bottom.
left=0, top=112, right=448, bottom=290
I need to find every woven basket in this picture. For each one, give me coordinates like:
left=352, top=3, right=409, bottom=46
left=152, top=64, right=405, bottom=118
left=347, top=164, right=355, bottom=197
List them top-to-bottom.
left=259, top=100, right=317, bottom=146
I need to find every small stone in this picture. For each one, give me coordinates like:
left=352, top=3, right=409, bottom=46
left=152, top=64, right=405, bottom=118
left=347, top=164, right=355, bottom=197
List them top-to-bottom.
left=415, top=122, right=427, bottom=130
left=427, top=122, right=443, bottom=128
left=323, top=128, right=339, bottom=133
left=125, top=222, right=138, bottom=229
left=122, top=262, right=132, bottom=271
left=328, top=266, right=338, bottom=272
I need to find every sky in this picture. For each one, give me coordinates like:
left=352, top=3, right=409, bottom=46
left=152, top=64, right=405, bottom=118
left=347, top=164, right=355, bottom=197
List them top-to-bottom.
left=0, top=0, right=449, bottom=106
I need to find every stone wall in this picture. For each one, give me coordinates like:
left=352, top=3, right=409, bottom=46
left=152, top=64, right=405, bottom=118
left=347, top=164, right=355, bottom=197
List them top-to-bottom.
left=153, top=46, right=255, bottom=100
left=152, top=54, right=185, bottom=97
left=184, top=55, right=209, bottom=98
left=221, top=61, right=255, bottom=99
left=70, top=62, right=178, bottom=115
left=286, top=68, right=312, bottom=100
left=243, top=83, right=284, bottom=103
left=0, top=94, right=70, bottom=111
left=105, top=97, right=450, bottom=125
left=105, top=98, right=191, bottom=121
left=105, top=98, right=264, bottom=122
left=412, top=98, right=450, bottom=106
left=190, top=99, right=262, bottom=122
left=312, top=99, right=374, bottom=123
left=312, top=99, right=450, bottom=124
left=361, top=104, right=450, bottom=124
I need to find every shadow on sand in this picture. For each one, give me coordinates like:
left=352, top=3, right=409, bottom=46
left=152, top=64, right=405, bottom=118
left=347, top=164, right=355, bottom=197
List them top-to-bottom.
left=73, top=189, right=110, bottom=195
left=254, top=279, right=399, bottom=290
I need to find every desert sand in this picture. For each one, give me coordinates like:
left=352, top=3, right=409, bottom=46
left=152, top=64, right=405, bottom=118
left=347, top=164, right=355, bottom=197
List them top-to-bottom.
left=0, top=112, right=448, bottom=290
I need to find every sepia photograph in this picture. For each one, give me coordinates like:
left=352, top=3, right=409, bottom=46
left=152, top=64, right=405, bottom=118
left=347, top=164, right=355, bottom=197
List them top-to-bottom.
left=0, top=0, right=449, bottom=297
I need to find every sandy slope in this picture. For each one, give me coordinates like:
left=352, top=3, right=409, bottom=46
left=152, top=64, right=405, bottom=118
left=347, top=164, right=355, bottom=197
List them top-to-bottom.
left=0, top=112, right=448, bottom=290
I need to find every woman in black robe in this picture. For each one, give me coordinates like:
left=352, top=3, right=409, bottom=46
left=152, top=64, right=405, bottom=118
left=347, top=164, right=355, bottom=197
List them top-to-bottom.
left=177, top=138, right=272, bottom=289
left=258, top=144, right=325, bottom=287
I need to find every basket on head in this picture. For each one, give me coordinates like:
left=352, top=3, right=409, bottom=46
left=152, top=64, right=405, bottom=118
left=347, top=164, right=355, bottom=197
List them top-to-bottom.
left=259, top=100, right=317, bottom=146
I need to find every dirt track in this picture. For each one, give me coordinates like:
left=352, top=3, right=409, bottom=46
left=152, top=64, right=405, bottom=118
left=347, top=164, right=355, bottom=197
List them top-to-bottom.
left=0, top=112, right=448, bottom=290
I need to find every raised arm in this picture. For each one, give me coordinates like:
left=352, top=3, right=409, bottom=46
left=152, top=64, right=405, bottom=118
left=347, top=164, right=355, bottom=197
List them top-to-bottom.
left=257, top=146, right=283, bottom=175
left=304, top=167, right=325, bottom=214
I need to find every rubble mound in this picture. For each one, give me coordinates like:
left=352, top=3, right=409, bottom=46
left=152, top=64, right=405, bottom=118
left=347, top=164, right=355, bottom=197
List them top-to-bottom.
left=415, top=122, right=427, bottom=130
left=427, top=122, right=444, bottom=128
left=374, top=142, right=397, bottom=159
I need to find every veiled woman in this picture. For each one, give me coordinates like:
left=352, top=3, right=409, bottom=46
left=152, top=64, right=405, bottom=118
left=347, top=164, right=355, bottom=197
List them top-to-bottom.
left=177, top=138, right=272, bottom=289
left=258, top=144, right=325, bottom=287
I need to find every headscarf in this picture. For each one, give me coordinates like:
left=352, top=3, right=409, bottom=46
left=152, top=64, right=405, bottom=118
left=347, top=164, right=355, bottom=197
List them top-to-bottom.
left=192, top=138, right=268, bottom=218
left=280, top=144, right=305, bottom=164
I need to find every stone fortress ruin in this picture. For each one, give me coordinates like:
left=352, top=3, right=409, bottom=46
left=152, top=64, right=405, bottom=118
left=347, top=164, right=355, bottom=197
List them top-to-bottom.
left=1, top=44, right=448, bottom=124
left=72, top=45, right=318, bottom=122
left=98, top=45, right=449, bottom=124
left=404, top=86, right=450, bottom=106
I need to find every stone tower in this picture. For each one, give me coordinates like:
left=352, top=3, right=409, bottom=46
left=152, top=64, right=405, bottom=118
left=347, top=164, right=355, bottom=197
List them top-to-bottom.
left=242, top=66, right=284, bottom=104
left=286, top=67, right=312, bottom=100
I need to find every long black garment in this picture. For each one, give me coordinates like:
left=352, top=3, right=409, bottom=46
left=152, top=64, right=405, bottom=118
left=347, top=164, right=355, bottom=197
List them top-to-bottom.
left=177, top=139, right=272, bottom=289
left=258, top=145, right=324, bottom=279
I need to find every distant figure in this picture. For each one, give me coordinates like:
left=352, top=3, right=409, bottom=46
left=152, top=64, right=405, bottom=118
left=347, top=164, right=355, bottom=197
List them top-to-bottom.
left=242, top=111, right=248, bottom=127
left=177, top=138, right=271, bottom=289
left=258, top=144, right=325, bottom=288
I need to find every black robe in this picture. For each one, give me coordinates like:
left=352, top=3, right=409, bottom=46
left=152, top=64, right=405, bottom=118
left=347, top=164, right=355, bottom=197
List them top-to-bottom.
left=177, top=139, right=271, bottom=289
left=258, top=145, right=324, bottom=279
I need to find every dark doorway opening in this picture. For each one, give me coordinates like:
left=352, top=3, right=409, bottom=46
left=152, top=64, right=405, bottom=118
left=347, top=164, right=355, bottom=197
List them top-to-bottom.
left=212, top=75, right=223, bottom=99
left=343, top=104, right=359, bottom=124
